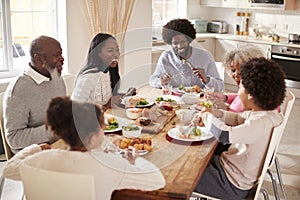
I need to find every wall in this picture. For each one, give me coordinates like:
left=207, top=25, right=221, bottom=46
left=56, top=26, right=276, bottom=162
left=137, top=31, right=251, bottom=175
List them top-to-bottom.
left=66, top=0, right=152, bottom=93
left=187, top=0, right=300, bottom=38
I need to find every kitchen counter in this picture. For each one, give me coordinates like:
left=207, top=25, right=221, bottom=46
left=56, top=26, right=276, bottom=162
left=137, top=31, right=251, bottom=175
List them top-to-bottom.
left=153, top=33, right=300, bottom=48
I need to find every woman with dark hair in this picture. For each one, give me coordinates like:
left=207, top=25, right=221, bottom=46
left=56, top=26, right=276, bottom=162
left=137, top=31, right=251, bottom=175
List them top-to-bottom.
left=71, top=33, right=121, bottom=106
left=3, top=97, right=165, bottom=200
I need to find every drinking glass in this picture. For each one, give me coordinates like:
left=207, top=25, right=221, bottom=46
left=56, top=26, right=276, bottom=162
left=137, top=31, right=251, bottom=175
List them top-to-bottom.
left=162, top=84, right=173, bottom=95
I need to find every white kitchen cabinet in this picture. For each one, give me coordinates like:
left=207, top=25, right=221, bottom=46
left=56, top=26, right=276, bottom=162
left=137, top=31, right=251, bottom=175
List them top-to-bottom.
left=200, top=0, right=250, bottom=8
left=200, top=0, right=295, bottom=10
left=200, top=0, right=225, bottom=7
left=192, top=38, right=216, bottom=57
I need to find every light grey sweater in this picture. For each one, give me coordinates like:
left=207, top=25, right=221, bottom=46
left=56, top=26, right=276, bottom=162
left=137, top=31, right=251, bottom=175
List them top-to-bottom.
left=3, top=71, right=66, bottom=153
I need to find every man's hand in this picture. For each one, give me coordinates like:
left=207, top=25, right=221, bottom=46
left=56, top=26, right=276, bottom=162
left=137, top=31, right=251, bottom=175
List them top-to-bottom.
left=192, top=68, right=208, bottom=83
left=160, top=73, right=172, bottom=86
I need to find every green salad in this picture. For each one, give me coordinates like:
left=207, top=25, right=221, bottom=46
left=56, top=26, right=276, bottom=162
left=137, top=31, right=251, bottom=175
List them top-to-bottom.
left=156, top=97, right=176, bottom=102
left=136, top=99, right=149, bottom=105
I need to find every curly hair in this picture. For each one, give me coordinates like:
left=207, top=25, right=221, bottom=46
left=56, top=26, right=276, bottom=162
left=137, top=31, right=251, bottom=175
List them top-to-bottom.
left=162, top=19, right=196, bottom=45
left=222, top=44, right=264, bottom=69
left=240, top=57, right=286, bottom=110
left=46, top=96, right=104, bottom=148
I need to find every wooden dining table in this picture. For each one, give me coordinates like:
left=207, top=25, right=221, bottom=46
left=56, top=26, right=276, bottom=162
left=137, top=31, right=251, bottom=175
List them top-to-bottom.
left=109, top=85, right=218, bottom=200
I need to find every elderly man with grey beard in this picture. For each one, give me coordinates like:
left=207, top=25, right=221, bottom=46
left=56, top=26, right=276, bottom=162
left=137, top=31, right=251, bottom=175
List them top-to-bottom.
left=3, top=35, right=66, bottom=154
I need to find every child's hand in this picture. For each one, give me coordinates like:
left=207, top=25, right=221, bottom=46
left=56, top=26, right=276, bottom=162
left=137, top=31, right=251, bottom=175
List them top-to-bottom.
left=39, top=143, right=51, bottom=150
left=125, top=147, right=139, bottom=165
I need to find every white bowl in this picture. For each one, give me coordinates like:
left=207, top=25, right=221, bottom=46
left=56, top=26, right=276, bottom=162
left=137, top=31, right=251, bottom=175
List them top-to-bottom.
left=181, top=93, right=198, bottom=104
left=126, top=108, right=142, bottom=119
left=122, top=125, right=142, bottom=138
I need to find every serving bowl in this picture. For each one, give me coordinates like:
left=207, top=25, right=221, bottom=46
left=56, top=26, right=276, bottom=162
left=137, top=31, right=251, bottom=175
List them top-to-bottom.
left=181, top=93, right=199, bottom=104
left=125, top=108, right=142, bottom=119
left=122, top=125, right=142, bottom=138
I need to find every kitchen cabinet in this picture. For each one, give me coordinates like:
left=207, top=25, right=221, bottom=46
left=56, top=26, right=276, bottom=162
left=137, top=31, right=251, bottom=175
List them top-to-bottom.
left=200, top=0, right=295, bottom=10
left=200, top=0, right=250, bottom=8
left=200, top=0, right=225, bottom=7
left=193, top=38, right=215, bottom=57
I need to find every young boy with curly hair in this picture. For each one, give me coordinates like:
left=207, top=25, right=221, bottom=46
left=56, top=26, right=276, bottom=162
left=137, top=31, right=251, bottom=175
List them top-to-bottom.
left=194, top=57, right=286, bottom=199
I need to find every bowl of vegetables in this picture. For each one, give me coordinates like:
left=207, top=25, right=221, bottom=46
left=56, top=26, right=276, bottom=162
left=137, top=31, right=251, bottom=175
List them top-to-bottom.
left=122, top=125, right=142, bottom=138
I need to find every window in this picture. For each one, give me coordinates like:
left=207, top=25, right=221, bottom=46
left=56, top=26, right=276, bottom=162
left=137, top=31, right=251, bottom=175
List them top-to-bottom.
left=0, top=0, right=66, bottom=78
left=152, top=0, right=187, bottom=40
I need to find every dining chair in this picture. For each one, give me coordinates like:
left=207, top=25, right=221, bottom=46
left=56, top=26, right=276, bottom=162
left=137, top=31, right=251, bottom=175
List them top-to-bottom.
left=265, top=90, right=295, bottom=200
left=190, top=91, right=295, bottom=200
left=0, top=92, right=14, bottom=161
left=20, top=163, right=96, bottom=200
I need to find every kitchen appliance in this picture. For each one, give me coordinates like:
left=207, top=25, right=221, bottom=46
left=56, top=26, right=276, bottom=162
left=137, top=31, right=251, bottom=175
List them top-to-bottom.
left=251, top=0, right=284, bottom=8
left=190, top=19, right=208, bottom=33
left=207, top=21, right=228, bottom=34
left=288, top=33, right=300, bottom=43
left=271, top=45, right=300, bottom=89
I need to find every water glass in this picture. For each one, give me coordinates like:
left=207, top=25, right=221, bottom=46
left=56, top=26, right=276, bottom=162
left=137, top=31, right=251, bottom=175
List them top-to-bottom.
left=162, top=84, right=172, bottom=95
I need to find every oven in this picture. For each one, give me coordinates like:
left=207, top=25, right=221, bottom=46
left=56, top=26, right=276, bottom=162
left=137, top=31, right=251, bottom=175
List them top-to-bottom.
left=271, top=45, right=300, bottom=89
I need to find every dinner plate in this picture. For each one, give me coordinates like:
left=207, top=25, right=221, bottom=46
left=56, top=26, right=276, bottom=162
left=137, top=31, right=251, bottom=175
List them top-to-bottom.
left=173, top=86, right=202, bottom=95
left=155, top=95, right=181, bottom=103
left=121, top=96, right=155, bottom=108
left=135, top=98, right=155, bottom=108
left=167, top=126, right=214, bottom=142
left=105, top=134, right=152, bottom=156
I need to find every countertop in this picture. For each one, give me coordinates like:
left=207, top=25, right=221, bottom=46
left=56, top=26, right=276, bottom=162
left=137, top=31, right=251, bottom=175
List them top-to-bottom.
left=152, top=33, right=300, bottom=48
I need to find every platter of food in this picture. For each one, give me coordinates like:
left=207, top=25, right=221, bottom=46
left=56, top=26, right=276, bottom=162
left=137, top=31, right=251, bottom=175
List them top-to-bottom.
left=173, top=85, right=202, bottom=95
left=155, top=95, right=181, bottom=103
left=122, top=96, right=155, bottom=108
left=190, top=101, right=213, bottom=111
left=104, top=114, right=134, bottom=133
left=104, top=116, right=121, bottom=133
left=167, top=126, right=213, bottom=142
left=105, top=134, right=153, bottom=156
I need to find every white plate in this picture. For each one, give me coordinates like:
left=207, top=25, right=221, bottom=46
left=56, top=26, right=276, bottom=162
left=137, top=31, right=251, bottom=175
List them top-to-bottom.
left=173, top=86, right=202, bottom=95
left=155, top=95, right=181, bottom=103
left=121, top=96, right=155, bottom=108
left=135, top=98, right=155, bottom=108
left=104, top=114, right=134, bottom=133
left=167, top=126, right=214, bottom=142
left=105, top=134, right=152, bottom=156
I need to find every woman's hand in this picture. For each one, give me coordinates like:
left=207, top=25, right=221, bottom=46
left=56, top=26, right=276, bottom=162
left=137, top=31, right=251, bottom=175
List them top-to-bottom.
left=208, top=92, right=229, bottom=110
left=111, top=95, right=122, bottom=106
